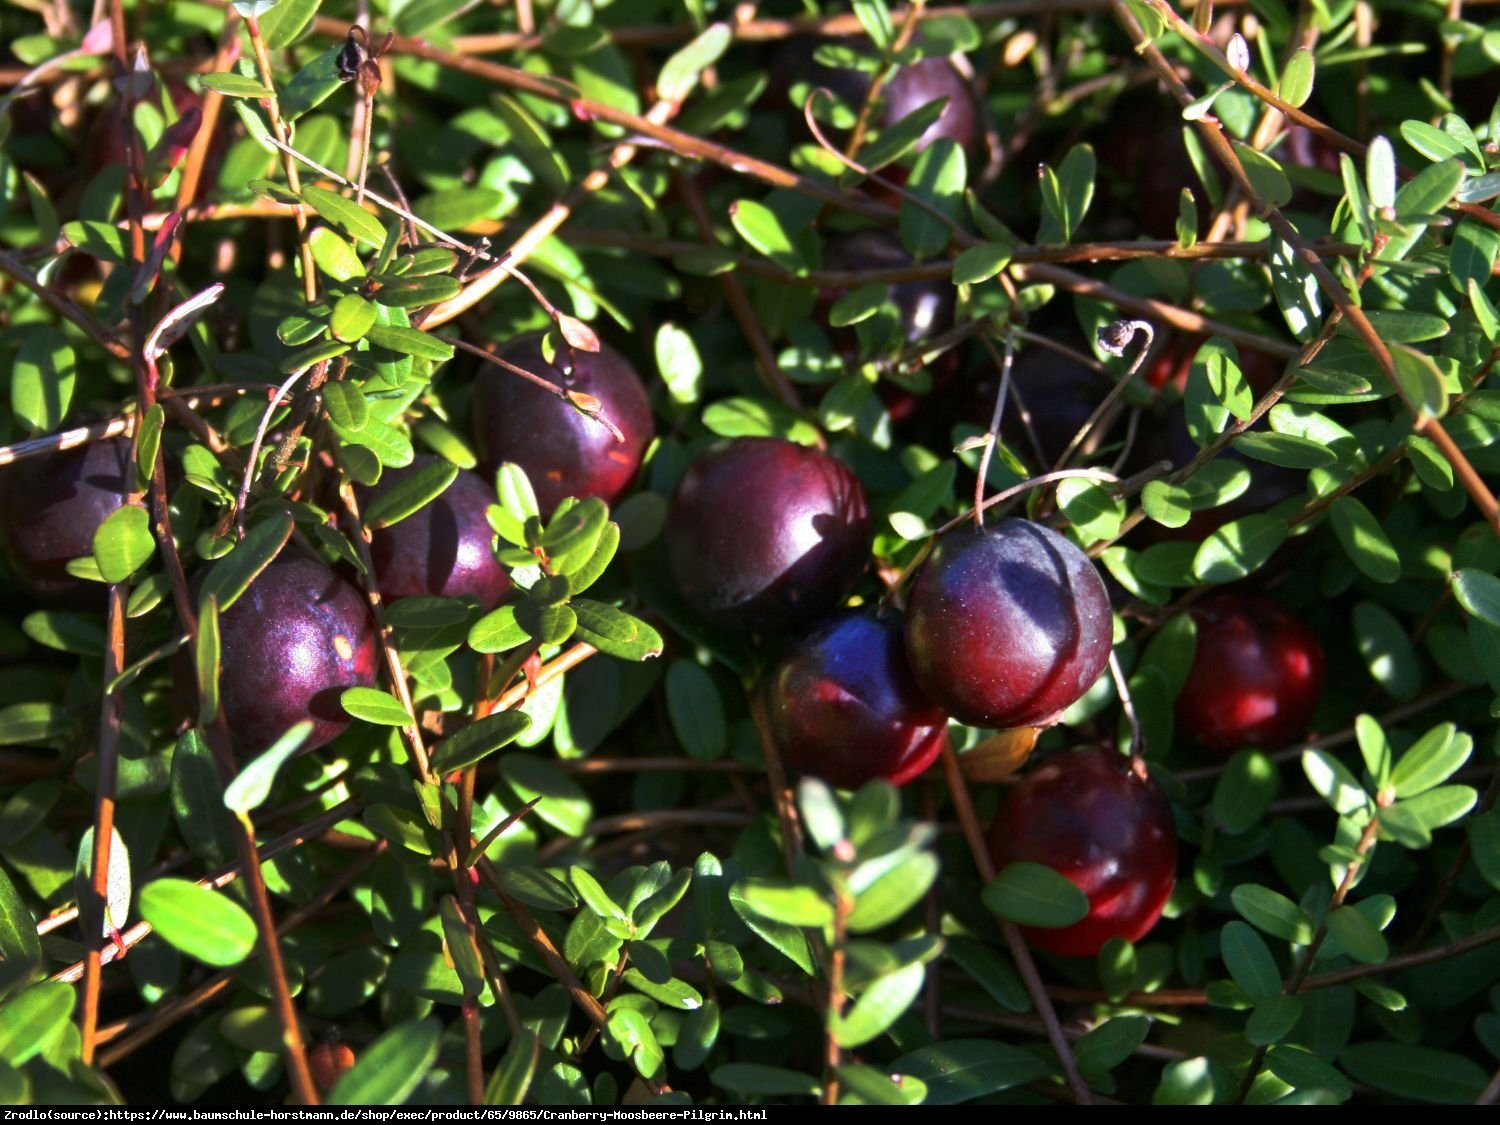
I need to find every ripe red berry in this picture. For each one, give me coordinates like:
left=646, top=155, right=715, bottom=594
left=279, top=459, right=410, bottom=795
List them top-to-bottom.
left=470, top=332, right=654, bottom=517
left=666, top=437, right=872, bottom=634
left=0, top=438, right=130, bottom=604
left=356, top=455, right=513, bottom=611
left=904, top=519, right=1113, bottom=729
left=215, top=555, right=380, bottom=756
left=1175, top=593, right=1325, bottom=755
left=761, top=608, right=947, bottom=789
left=988, top=747, right=1177, bottom=957
left=308, top=1040, right=356, bottom=1093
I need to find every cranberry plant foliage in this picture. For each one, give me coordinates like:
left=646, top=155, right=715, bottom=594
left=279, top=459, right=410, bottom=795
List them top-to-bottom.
left=0, top=0, right=1499, bottom=1108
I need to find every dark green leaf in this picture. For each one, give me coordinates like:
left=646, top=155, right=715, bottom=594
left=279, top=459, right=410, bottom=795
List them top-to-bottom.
left=201, top=72, right=273, bottom=98
left=900, top=139, right=966, bottom=258
left=302, top=184, right=386, bottom=247
left=364, top=323, right=456, bottom=362
left=12, top=326, right=75, bottom=434
left=1231, top=431, right=1335, bottom=469
left=363, top=459, right=458, bottom=531
left=1329, top=497, right=1400, bottom=583
left=199, top=513, right=293, bottom=613
left=1193, top=515, right=1288, bottom=584
left=1453, top=568, right=1500, bottom=628
left=666, top=660, right=725, bottom=760
left=429, top=711, right=531, bottom=773
left=1212, top=751, right=1277, bottom=834
left=982, top=862, right=1089, bottom=928
left=1231, top=884, right=1315, bottom=944
left=1325, top=906, right=1387, bottom=964
left=1221, top=921, right=1282, bottom=1001
left=834, top=961, right=924, bottom=1047
left=328, top=1018, right=442, bottom=1105
left=486, top=1030, right=540, bottom=1105
left=894, top=1040, right=1052, bottom=1105
left=1340, top=1042, right=1487, bottom=1103
left=711, top=1063, right=820, bottom=1098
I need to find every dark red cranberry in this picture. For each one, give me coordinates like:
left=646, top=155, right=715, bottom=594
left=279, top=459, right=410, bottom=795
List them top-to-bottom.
left=774, top=38, right=982, bottom=162
left=818, top=230, right=958, bottom=423
left=470, top=332, right=654, bottom=517
left=979, top=345, right=1113, bottom=468
left=666, top=437, right=872, bottom=634
left=0, top=438, right=131, bottom=604
left=356, top=456, right=512, bottom=611
left=904, top=519, right=1112, bottom=729
left=215, top=555, right=379, bottom=756
left=1175, top=594, right=1324, bottom=756
left=762, top=608, right=948, bottom=789
left=988, top=747, right=1177, bottom=957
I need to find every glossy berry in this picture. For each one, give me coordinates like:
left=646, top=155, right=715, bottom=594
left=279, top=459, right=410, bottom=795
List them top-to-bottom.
left=780, top=40, right=982, bottom=162
left=470, top=332, right=654, bottom=517
left=666, top=437, right=872, bottom=633
left=0, top=438, right=131, bottom=603
left=356, top=455, right=512, bottom=611
left=905, top=519, right=1112, bottom=729
left=216, top=555, right=379, bottom=756
left=1175, top=594, right=1324, bottom=756
left=762, top=608, right=947, bottom=789
left=988, top=747, right=1177, bottom=957
left=308, top=1041, right=356, bottom=1094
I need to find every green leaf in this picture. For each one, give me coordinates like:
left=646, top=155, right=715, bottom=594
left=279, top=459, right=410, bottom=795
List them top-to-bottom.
left=657, top=22, right=732, bottom=103
left=280, top=44, right=344, bottom=119
left=1278, top=48, right=1315, bottom=107
left=200, top=72, right=273, bottom=98
left=900, top=139, right=966, bottom=258
left=1036, top=142, right=1095, bottom=245
left=1234, top=142, right=1292, bottom=208
left=302, top=184, right=386, bottom=247
left=729, top=198, right=805, bottom=273
left=310, top=225, right=365, bottom=282
left=952, top=242, right=1012, bottom=285
left=329, top=295, right=377, bottom=344
left=363, top=324, right=456, bottom=362
left=12, top=326, right=75, bottom=434
left=1390, top=344, right=1448, bottom=419
left=322, top=380, right=369, bottom=431
left=701, top=396, right=822, bottom=446
left=1231, top=431, right=1336, bottom=469
left=363, top=460, right=458, bottom=531
left=1056, top=478, right=1123, bottom=543
left=1142, top=481, right=1193, bottom=529
left=1328, top=497, right=1400, bottom=583
left=93, top=504, right=153, bottom=583
left=199, top=513, right=294, bottom=613
left=1193, top=514, right=1288, bottom=584
left=1453, top=568, right=1500, bottom=628
left=196, top=595, right=220, bottom=725
left=572, top=599, right=663, bottom=661
left=1353, top=602, right=1421, bottom=703
left=469, top=605, right=528, bottom=653
left=666, top=660, right=725, bottom=760
left=340, top=687, right=412, bottom=727
left=0, top=701, right=74, bottom=747
left=429, top=711, right=531, bottom=773
left=222, top=720, right=315, bottom=813
left=1390, top=723, right=1470, bottom=798
left=170, top=729, right=236, bottom=869
left=1302, top=749, right=1369, bottom=814
left=1212, top=751, right=1277, bottom=835
left=500, top=754, right=591, bottom=836
left=1470, top=810, right=1500, bottom=890
left=846, top=850, right=938, bottom=932
left=982, top=862, right=1089, bottom=928
left=0, top=865, right=41, bottom=981
left=493, top=867, right=577, bottom=912
left=138, top=878, right=257, bottom=967
left=733, top=879, right=833, bottom=928
left=728, top=884, right=815, bottom=973
left=1232, top=884, right=1315, bottom=944
left=1326, top=905, right=1387, bottom=964
left=1221, top=920, right=1282, bottom=1001
left=834, top=960, right=925, bottom=1047
left=0, top=983, right=74, bottom=1065
left=1247, top=994, right=1304, bottom=1046
left=1075, top=1015, right=1150, bottom=1074
left=329, top=1018, right=442, bottom=1105
left=486, top=1030, right=540, bottom=1105
left=894, top=1040, right=1052, bottom=1105
left=1339, top=1043, right=1487, bottom=1103
left=1265, top=1045, right=1352, bottom=1102
left=1153, top=1057, right=1231, bottom=1104
left=711, top=1063, right=821, bottom=1098
left=836, top=1064, right=926, bottom=1106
